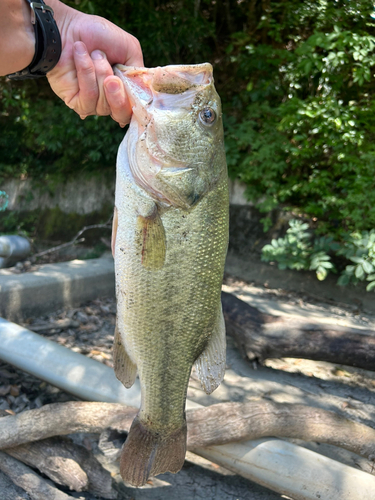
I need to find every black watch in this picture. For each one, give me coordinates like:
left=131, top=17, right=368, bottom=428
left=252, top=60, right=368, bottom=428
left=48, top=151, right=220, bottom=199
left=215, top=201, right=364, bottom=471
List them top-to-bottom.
left=7, top=0, right=62, bottom=80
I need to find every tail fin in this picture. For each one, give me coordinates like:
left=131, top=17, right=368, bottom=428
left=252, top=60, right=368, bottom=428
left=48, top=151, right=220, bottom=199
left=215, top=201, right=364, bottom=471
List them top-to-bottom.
left=120, top=416, right=187, bottom=486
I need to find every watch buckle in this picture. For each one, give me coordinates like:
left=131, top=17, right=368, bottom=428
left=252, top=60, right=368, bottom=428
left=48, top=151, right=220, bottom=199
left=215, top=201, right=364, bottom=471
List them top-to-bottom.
left=30, top=2, right=54, bottom=24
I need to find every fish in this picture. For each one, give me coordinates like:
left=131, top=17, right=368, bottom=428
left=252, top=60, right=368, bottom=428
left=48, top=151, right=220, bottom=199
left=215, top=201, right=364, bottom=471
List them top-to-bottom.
left=111, top=63, right=229, bottom=486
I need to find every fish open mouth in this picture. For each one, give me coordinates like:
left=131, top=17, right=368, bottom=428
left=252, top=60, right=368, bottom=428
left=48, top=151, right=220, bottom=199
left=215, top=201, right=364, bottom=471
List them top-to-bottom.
left=114, top=63, right=213, bottom=98
left=115, top=63, right=218, bottom=208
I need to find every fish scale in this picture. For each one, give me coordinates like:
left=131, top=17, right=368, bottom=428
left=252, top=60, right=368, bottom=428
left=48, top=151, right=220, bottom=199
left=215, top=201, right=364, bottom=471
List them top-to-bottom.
left=112, top=63, right=229, bottom=486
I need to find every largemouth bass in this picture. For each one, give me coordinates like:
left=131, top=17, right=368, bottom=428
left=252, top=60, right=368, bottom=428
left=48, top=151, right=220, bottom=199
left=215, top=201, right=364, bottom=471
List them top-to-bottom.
left=112, top=63, right=229, bottom=486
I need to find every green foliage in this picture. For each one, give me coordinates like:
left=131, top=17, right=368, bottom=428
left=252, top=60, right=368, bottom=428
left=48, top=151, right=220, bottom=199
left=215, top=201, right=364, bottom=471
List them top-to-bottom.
left=0, top=0, right=219, bottom=183
left=1, top=0, right=375, bottom=249
left=224, top=0, right=375, bottom=238
left=0, top=80, right=123, bottom=181
left=0, top=209, right=40, bottom=237
left=262, top=219, right=336, bottom=280
left=262, top=220, right=375, bottom=290
left=337, top=230, right=375, bottom=291
left=82, top=242, right=108, bottom=260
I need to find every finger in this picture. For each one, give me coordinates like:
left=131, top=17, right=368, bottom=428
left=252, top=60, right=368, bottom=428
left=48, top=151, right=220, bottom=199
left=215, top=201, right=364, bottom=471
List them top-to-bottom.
left=122, top=34, right=144, bottom=67
left=73, top=41, right=99, bottom=117
left=91, top=50, right=112, bottom=116
left=104, top=75, right=132, bottom=126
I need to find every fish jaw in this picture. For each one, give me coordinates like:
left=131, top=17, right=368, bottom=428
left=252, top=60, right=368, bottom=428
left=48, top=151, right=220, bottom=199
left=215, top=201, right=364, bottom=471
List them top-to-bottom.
left=114, top=63, right=224, bottom=209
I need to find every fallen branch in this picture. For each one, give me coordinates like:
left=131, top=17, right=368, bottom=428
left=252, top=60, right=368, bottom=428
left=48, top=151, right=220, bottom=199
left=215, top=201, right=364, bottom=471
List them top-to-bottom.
left=31, top=216, right=113, bottom=261
left=30, top=238, right=85, bottom=260
left=222, top=291, right=375, bottom=370
left=28, top=319, right=79, bottom=333
left=187, top=400, right=375, bottom=460
left=0, top=401, right=136, bottom=449
left=1, top=401, right=374, bottom=462
left=6, top=436, right=116, bottom=498
left=6, top=439, right=87, bottom=493
left=0, top=451, right=75, bottom=500
left=0, top=469, right=31, bottom=500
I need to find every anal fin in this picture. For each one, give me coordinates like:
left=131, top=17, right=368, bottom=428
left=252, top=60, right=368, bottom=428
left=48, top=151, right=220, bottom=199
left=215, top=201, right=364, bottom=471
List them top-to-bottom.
left=194, top=304, right=226, bottom=394
left=113, top=325, right=137, bottom=388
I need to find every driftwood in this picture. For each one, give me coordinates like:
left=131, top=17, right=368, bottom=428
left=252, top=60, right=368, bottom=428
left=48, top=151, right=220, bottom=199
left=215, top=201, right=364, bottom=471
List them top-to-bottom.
left=222, top=291, right=375, bottom=370
left=0, top=401, right=137, bottom=449
left=1, top=401, right=374, bottom=462
left=6, top=437, right=116, bottom=499
left=6, top=439, right=86, bottom=492
left=0, top=451, right=75, bottom=500
left=0, top=469, right=31, bottom=500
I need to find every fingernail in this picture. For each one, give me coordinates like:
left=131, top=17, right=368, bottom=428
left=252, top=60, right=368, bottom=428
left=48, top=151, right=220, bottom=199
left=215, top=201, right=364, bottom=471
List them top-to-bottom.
left=74, top=41, right=87, bottom=56
left=91, top=50, right=105, bottom=60
left=106, top=80, right=120, bottom=93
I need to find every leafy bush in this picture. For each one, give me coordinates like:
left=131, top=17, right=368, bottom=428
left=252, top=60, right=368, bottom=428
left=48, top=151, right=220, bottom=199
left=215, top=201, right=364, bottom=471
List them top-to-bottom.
left=1, top=0, right=375, bottom=247
left=224, top=1, right=375, bottom=239
left=262, top=220, right=375, bottom=291
left=337, top=230, right=375, bottom=291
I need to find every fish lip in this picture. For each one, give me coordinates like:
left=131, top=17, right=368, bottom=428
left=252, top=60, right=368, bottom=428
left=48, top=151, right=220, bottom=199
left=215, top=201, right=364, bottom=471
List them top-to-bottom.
left=113, top=63, right=213, bottom=99
left=114, top=63, right=213, bottom=80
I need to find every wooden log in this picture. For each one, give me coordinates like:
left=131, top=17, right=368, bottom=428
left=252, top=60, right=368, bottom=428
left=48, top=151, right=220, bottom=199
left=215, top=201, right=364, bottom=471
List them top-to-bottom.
left=222, top=291, right=375, bottom=370
left=187, top=400, right=375, bottom=460
left=0, top=401, right=136, bottom=449
left=1, top=401, right=375, bottom=462
left=6, top=436, right=116, bottom=498
left=6, top=438, right=88, bottom=492
left=59, top=438, right=116, bottom=499
left=0, top=451, right=75, bottom=500
left=0, top=469, right=31, bottom=500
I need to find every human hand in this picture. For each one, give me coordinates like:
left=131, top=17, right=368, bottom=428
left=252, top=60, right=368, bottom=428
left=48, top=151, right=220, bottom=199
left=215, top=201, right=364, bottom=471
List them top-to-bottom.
left=47, top=1, right=143, bottom=126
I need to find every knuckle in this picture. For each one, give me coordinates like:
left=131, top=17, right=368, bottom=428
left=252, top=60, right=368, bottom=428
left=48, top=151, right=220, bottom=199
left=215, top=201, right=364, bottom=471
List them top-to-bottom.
left=130, top=36, right=143, bottom=59
left=78, top=63, right=96, bottom=77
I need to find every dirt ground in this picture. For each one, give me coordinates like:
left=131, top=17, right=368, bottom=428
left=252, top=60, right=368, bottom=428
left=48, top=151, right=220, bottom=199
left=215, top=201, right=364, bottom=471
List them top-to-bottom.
left=1, top=273, right=375, bottom=499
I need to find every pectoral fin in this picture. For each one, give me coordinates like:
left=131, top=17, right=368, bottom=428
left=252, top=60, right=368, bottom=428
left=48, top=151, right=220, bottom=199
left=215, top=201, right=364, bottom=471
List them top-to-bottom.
left=136, top=205, right=166, bottom=270
left=194, top=305, right=226, bottom=394
left=113, top=325, right=137, bottom=388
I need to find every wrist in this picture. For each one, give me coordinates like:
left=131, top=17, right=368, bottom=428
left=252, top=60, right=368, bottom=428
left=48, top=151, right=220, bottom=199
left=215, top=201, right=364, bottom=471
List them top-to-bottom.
left=0, top=0, right=35, bottom=75
left=6, top=0, right=62, bottom=80
left=20, top=0, right=36, bottom=66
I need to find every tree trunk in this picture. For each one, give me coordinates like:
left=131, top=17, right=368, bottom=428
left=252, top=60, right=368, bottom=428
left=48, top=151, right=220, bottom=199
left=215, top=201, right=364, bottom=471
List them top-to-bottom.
left=222, top=291, right=375, bottom=370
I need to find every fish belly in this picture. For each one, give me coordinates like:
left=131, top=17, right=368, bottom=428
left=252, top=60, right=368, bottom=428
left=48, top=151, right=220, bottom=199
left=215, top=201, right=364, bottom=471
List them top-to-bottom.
left=114, top=135, right=229, bottom=485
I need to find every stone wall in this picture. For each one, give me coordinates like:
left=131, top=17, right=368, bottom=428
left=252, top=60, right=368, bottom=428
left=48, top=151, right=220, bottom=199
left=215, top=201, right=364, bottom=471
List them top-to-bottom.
left=1, top=175, right=286, bottom=248
left=3, top=176, right=115, bottom=215
left=4, top=176, right=251, bottom=214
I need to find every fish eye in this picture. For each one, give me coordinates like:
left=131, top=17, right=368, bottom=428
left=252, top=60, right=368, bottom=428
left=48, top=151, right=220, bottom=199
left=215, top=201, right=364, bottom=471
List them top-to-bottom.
left=199, top=107, right=216, bottom=126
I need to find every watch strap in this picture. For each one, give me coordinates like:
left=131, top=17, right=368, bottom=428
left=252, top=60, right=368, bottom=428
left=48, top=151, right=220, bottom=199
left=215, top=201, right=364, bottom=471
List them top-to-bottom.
left=7, top=0, right=62, bottom=80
